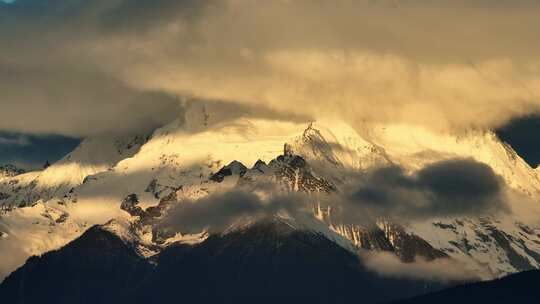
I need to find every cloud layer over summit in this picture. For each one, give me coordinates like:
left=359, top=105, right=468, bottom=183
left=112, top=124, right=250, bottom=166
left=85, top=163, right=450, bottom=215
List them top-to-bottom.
left=2, top=0, right=540, bottom=136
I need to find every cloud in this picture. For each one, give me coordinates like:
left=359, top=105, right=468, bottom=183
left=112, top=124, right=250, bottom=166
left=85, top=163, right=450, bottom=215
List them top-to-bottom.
left=1, top=0, right=540, bottom=136
left=0, top=64, right=183, bottom=136
left=0, top=135, right=30, bottom=146
left=155, top=158, right=508, bottom=236
left=326, top=158, right=509, bottom=223
left=153, top=181, right=482, bottom=282
left=159, top=188, right=310, bottom=234
left=162, top=190, right=264, bottom=233
left=0, top=240, right=27, bottom=281
left=360, top=251, right=477, bottom=282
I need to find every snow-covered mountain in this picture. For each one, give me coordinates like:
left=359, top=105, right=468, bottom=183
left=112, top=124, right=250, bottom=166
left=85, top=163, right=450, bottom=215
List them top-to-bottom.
left=2, top=103, right=540, bottom=281
left=0, top=134, right=148, bottom=277
left=0, top=135, right=148, bottom=209
left=0, top=165, right=24, bottom=179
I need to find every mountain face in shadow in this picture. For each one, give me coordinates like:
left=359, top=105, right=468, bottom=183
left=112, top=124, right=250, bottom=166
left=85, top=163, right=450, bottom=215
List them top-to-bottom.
left=0, top=219, right=444, bottom=304
left=133, top=219, right=443, bottom=304
left=0, top=225, right=150, bottom=304
left=395, top=269, right=540, bottom=304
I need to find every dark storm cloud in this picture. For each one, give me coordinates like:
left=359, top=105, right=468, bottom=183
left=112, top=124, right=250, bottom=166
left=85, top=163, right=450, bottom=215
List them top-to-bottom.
left=157, top=158, right=507, bottom=235
left=329, top=159, right=508, bottom=223
left=417, top=159, right=502, bottom=201
left=160, top=189, right=310, bottom=234
left=164, top=191, right=262, bottom=233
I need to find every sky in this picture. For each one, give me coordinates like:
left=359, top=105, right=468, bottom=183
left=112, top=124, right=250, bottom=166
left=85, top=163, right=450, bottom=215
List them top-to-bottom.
left=1, top=0, right=540, bottom=167
left=497, top=116, right=540, bottom=168
left=0, top=132, right=79, bottom=170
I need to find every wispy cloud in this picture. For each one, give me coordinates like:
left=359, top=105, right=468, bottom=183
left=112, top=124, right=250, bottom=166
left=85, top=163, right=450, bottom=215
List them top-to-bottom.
left=0, top=135, right=30, bottom=146
left=360, top=251, right=477, bottom=282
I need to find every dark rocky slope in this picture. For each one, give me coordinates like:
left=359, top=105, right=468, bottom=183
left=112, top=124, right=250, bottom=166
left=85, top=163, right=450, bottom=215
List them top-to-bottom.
left=0, top=219, right=445, bottom=304
left=0, top=226, right=150, bottom=304
left=395, top=269, right=540, bottom=304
